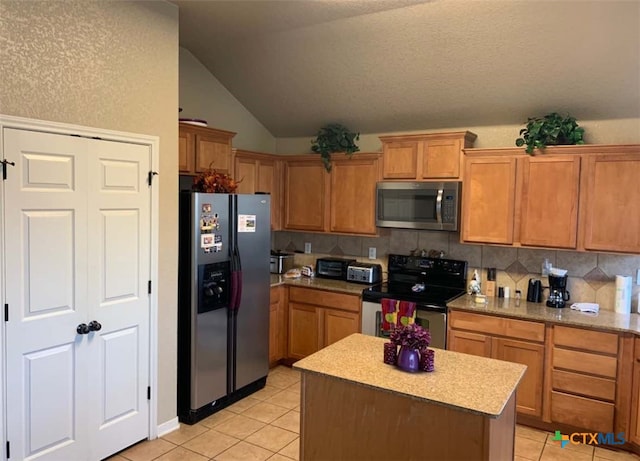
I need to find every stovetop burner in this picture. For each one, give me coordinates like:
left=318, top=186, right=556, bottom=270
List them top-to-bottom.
left=362, top=254, right=468, bottom=309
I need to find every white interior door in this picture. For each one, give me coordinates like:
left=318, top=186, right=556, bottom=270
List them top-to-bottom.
left=3, top=128, right=151, bottom=460
left=87, top=139, right=150, bottom=460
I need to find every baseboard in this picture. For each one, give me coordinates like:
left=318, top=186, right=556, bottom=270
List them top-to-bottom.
left=156, top=417, right=180, bottom=438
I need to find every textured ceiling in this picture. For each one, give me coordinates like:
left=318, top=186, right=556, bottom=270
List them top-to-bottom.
left=174, top=0, right=640, bottom=137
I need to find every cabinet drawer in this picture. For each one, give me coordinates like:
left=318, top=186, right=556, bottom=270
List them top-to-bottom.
left=289, top=287, right=360, bottom=313
left=448, top=311, right=544, bottom=342
left=553, top=325, right=618, bottom=355
left=553, top=348, right=617, bottom=378
left=552, top=369, right=616, bottom=401
left=551, top=391, right=614, bottom=434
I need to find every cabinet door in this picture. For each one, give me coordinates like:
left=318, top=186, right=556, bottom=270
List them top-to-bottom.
left=179, top=129, right=195, bottom=174
left=195, top=134, right=232, bottom=174
left=422, top=138, right=461, bottom=179
left=382, top=141, right=419, bottom=179
left=581, top=154, right=640, bottom=253
left=234, top=156, right=258, bottom=194
left=330, top=156, right=379, bottom=235
left=462, top=156, right=517, bottom=244
left=519, top=156, right=580, bottom=249
left=258, top=159, right=282, bottom=230
left=284, top=160, right=327, bottom=231
left=269, top=286, right=285, bottom=364
left=288, top=303, right=321, bottom=360
left=324, top=309, right=360, bottom=347
left=447, top=330, right=492, bottom=358
left=494, top=338, right=544, bottom=418
left=631, top=359, right=640, bottom=444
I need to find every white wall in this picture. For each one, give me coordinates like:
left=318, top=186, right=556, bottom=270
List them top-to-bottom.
left=0, top=0, right=179, bottom=427
left=179, top=48, right=276, bottom=153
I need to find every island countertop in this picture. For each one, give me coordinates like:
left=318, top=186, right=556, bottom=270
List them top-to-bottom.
left=293, top=333, right=526, bottom=418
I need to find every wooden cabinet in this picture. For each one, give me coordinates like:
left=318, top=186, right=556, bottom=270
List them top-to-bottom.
left=178, top=123, right=236, bottom=175
left=379, top=131, right=476, bottom=180
left=461, top=145, right=640, bottom=254
left=234, top=149, right=283, bottom=230
left=580, top=152, right=640, bottom=253
left=283, top=154, right=381, bottom=235
left=461, top=154, right=517, bottom=244
left=519, top=155, right=581, bottom=248
left=329, top=156, right=380, bottom=234
left=283, top=158, right=328, bottom=232
left=269, top=286, right=286, bottom=366
left=287, top=287, right=360, bottom=360
left=448, top=310, right=545, bottom=418
left=549, top=325, right=619, bottom=433
left=630, top=339, right=640, bottom=444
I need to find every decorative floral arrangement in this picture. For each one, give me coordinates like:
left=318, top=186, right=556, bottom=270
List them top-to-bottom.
left=193, top=166, right=241, bottom=193
left=390, top=324, right=431, bottom=351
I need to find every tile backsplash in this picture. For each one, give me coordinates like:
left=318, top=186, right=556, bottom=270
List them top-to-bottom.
left=273, top=230, right=640, bottom=312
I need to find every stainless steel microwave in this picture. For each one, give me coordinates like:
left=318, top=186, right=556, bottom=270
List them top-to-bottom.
left=376, top=181, right=461, bottom=231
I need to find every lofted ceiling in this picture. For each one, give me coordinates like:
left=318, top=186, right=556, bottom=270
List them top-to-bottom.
left=173, top=0, right=640, bottom=137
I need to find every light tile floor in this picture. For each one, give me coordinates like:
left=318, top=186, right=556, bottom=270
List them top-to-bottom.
left=111, top=365, right=640, bottom=461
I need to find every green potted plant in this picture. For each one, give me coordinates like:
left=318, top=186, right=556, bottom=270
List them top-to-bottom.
left=515, top=112, right=585, bottom=154
left=311, top=123, right=360, bottom=172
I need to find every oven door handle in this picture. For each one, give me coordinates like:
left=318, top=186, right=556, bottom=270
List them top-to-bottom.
left=419, top=304, right=446, bottom=312
left=375, top=310, right=382, bottom=337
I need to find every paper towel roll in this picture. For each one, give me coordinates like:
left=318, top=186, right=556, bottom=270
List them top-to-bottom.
left=615, top=275, right=632, bottom=314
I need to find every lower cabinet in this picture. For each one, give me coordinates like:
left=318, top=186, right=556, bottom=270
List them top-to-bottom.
left=269, top=286, right=286, bottom=366
left=287, top=287, right=360, bottom=360
left=448, top=310, right=545, bottom=419
left=549, top=325, right=619, bottom=434
left=630, top=338, right=640, bottom=444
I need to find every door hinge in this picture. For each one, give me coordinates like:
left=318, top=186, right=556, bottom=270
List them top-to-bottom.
left=2, top=159, right=15, bottom=180
left=147, top=171, right=158, bottom=186
left=148, top=280, right=152, bottom=294
left=4, top=304, right=8, bottom=322
left=147, top=386, right=151, bottom=400
left=6, top=440, right=10, bottom=458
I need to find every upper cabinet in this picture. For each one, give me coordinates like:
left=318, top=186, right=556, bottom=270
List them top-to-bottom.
left=178, top=123, right=236, bottom=175
left=379, top=131, right=477, bottom=180
left=461, top=145, right=640, bottom=254
left=234, top=149, right=283, bottom=230
left=283, top=154, right=381, bottom=235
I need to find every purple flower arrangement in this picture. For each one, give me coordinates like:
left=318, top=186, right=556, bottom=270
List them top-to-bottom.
left=390, top=323, right=431, bottom=351
left=383, top=324, right=435, bottom=372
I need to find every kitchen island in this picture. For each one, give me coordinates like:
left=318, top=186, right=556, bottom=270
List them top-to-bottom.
left=293, top=333, right=526, bottom=461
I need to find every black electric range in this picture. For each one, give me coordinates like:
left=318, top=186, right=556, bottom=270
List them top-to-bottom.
left=362, top=254, right=468, bottom=311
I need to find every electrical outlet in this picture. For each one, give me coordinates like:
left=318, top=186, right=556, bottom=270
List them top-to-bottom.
left=304, top=242, right=312, bottom=254
left=368, top=247, right=376, bottom=260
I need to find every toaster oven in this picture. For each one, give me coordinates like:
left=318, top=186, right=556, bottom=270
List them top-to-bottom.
left=315, top=257, right=356, bottom=280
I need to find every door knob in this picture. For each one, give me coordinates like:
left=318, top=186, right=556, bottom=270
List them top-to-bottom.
left=88, top=321, right=102, bottom=332
left=77, top=323, right=90, bottom=335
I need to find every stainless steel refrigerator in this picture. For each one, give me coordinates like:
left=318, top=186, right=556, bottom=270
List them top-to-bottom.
left=178, top=192, right=270, bottom=424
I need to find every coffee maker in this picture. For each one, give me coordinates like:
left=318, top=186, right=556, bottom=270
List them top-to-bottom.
left=547, top=274, right=570, bottom=308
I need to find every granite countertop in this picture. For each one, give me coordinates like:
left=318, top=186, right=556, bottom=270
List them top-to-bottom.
left=270, top=274, right=367, bottom=296
left=448, top=294, right=640, bottom=334
left=293, top=333, right=526, bottom=418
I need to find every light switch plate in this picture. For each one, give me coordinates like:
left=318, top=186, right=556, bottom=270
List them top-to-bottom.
left=304, top=242, right=312, bottom=254
left=368, top=247, right=376, bottom=260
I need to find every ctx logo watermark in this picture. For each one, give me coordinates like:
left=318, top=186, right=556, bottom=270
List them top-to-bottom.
left=552, top=430, right=625, bottom=448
